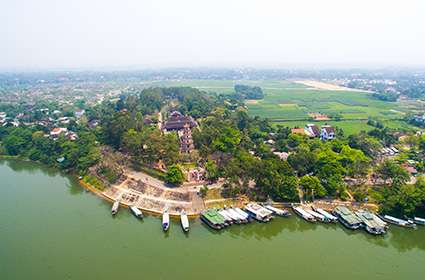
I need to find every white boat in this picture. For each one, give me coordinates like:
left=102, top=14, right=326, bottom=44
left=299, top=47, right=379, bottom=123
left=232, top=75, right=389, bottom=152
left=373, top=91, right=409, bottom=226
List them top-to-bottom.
left=111, top=200, right=120, bottom=215
left=244, top=203, right=273, bottom=222
left=264, top=205, right=290, bottom=217
left=130, top=206, right=143, bottom=218
left=292, top=206, right=316, bottom=222
left=313, top=207, right=338, bottom=222
left=226, top=208, right=244, bottom=223
left=234, top=208, right=250, bottom=222
left=162, top=209, right=170, bottom=231
left=221, top=209, right=238, bottom=223
left=305, top=209, right=326, bottom=222
left=180, top=210, right=190, bottom=232
left=218, top=210, right=234, bottom=224
left=382, top=215, right=416, bottom=228
left=414, top=217, right=425, bottom=225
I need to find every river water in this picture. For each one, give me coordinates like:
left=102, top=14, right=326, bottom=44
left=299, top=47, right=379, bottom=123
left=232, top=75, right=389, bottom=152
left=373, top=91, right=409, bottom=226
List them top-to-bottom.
left=1, top=159, right=424, bottom=280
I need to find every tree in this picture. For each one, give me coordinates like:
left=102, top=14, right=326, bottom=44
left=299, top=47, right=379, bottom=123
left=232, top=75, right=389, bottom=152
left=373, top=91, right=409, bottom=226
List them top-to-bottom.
left=234, top=84, right=264, bottom=100
left=2, top=127, right=32, bottom=156
left=212, top=127, right=241, bottom=153
left=348, top=133, right=381, bottom=157
left=287, top=145, right=317, bottom=176
left=339, top=145, right=371, bottom=177
left=315, top=155, right=346, bottom=196
left=256, top=158, right=299, bottom=201
left=205, top=160, right=219, bottom=181
left=376, top=160, right=410, bottom=186
left=165, top=165, right=184, bottom=185
left=299, top=175, right=327, bottom=199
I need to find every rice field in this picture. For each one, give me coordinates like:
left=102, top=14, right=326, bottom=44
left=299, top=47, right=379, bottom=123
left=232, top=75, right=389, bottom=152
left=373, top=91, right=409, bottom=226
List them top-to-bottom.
left=139, top=79, right=419, bottom=135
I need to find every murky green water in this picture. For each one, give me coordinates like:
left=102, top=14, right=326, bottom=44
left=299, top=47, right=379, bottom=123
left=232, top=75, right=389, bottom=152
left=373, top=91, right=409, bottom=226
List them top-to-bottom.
left=1, top=159, right=424, bottom=280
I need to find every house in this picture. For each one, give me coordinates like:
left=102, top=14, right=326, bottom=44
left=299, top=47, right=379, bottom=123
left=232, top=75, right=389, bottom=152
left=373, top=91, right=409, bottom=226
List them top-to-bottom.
left=40, top=108, right=49, bottom=114
left=75, top=109, right=85, bottom=119
left=163, top=111, right=197, bottom=132
left=0, top=112, right=6, bottom=119
left=143, top=116, right=153, bottom=125
left=58, top=117, right=70, bottom=124
left=2, top=119, right=20, bottom=127
left=88, top=119, right=100, bottom=129
left=304, top=124, right=320, bottom=138
left=320, top=125, right=335, bottom=140
left=50, top=127, right=68, bottom=138
left=291, top=128, right=306, bottom=135
left=66, top=131, right=78, bottom=141
left=264, top=139, right=275, bottom=145
left=273, top=151, right=289, bottom=160
left=402, top=164, right=418, bottom=177
left=187, top=168, right=205, bottom=182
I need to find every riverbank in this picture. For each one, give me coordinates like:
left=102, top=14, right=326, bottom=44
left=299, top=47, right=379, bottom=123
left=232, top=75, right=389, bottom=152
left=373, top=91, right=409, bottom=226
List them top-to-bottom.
left=1, top=155, right=380, bottom=218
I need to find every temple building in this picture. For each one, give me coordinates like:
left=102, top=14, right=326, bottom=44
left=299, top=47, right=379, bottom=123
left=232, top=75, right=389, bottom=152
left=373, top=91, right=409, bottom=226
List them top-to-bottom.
left=163, top=111, right=197, bottom=153
left=163, top=111, right=197, bottom=132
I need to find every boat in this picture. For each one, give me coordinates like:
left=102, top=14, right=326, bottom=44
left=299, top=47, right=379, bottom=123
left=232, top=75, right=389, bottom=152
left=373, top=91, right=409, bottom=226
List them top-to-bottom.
left=111, top=200, right=120, bottom=215
left=244, top=203, right=273, bottom=222
left=264, top=205, right=291, bottom=217
left=129, top=206, right=143, bottom=219
left=292, top=206, right=316, bottom=222
left=332, top=206, right=362, bottom=230
left=226, top=207, right=245, bottom=223
left=234, top=207, right=251, bottom=222
left=312, top=207, right=338, bottom=222
left=162, top=208, right=170, bottom=231
left=221, top=208, right=239, bottom=223
left=201, top=209, right=226, bottom=230
left=218, top=209, right=234, bottom=225
left=305, top=209, right=327, bottom=222
left=355, top=209, right=386, bottom=235
left=180, top=210, right=190, bottom=232
left=381, top=215, right=416, bottom=228
left=414, top=217, right=425, bottom=225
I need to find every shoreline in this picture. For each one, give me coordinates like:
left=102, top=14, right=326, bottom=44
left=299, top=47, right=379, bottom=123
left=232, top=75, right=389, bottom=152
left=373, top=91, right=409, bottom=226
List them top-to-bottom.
left=1, top=156, right=380, bottom=218
left=79, top=179, right=202, bottom=218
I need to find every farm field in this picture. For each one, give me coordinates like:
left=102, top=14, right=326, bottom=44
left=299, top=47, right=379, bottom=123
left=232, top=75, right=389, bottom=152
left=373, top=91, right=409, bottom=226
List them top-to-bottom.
left=139, top=79, right=419, bottom=135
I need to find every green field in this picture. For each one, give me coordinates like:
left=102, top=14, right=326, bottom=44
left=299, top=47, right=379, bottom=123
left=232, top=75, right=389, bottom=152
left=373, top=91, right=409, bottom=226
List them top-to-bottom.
left=139, top=79, right=420, bottom=135
left=273, top=120, right=375, bottom=136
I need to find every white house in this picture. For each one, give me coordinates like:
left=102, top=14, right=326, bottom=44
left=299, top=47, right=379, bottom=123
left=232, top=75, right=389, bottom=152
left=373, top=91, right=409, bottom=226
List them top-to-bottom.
left=75, top=109, right=85, bottom=119
left=304, top=124, right=320, bottom=138
left=320, top=125, right=335, bottom=140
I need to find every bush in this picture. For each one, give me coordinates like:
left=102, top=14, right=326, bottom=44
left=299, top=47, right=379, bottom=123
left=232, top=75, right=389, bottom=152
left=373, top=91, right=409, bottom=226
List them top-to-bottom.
left=165, top=165, right=185, bottom=186
left=97, top=167, right=120, bottom=184
left=83, top=175, right=105, bottom=191
left=199, top=185, right=209, bottom=198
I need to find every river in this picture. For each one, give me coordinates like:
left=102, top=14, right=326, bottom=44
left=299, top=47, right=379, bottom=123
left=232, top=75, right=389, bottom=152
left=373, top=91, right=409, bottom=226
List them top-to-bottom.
left=1, top=159, right=424, bottom=280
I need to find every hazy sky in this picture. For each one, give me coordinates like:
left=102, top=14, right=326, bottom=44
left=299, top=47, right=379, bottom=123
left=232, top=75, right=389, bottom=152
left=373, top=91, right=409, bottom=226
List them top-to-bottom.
left=1, top=0, right=424, bottom=70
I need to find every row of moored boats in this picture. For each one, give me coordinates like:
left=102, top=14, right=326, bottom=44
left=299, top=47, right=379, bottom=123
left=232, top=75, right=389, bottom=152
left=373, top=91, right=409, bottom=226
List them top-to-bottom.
left=111, top=200, right=425, bottom=235
left=111, top=200, right=190, bottom=232
left=200, top=203, right=290, bottom=230
left=293, top=205, right=424, bottom=235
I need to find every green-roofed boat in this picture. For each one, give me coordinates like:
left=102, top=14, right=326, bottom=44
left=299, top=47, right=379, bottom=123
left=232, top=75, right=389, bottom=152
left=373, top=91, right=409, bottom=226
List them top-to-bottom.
left=333, top=206, right=362, bottom=230
left=201, top=209, right=226, bottom=230
left=355, top=209, right=386, bottom=235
